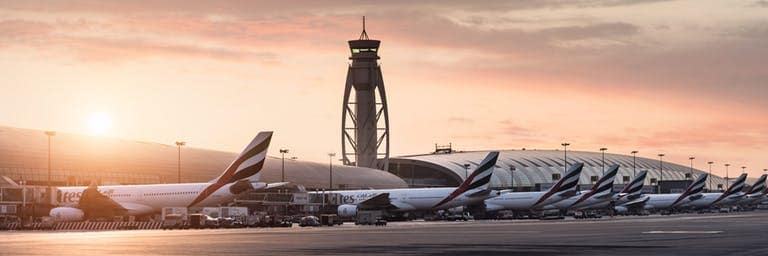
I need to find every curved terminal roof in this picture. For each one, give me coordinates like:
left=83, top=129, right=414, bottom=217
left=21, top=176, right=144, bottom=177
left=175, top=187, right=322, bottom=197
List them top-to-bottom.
left=0, top=126, right=407, bottom=189
left=390, top=150, right=728, bottom=190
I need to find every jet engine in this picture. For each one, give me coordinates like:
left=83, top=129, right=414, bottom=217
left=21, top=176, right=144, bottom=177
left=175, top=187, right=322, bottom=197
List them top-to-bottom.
left=688, top=194, right=703, bottom=201
left=337, top=204, right=358, bottom=217
left=614, top=206, right=628, bottom=214
left=50, top=207, right=85, bottom=222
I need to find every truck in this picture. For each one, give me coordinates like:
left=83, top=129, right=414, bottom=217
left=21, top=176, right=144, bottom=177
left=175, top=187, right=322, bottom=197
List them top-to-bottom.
left=161, top=207, right=188, bottom=229
left=320, top=214, right=342, bottom=226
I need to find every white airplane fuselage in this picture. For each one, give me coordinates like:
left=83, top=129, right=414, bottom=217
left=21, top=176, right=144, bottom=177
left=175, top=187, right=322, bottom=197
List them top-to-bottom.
left=57, top=181, right=267, bottom=215
left=319, top=187, right=491, bottom=212
left=540, top=190, right=615, bottom=210
left=484, top=191, right=568, bottom=211
left=678, top=192, right=743, bottom=209
left=581, top=193, right=636, bottom=210
left=740, top=193, right=768, bottom=205
left=637, top=194, right=683, bottom=210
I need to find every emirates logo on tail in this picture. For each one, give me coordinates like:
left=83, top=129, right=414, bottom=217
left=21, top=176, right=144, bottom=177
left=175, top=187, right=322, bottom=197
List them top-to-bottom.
left=188, top=131, right=273, bottom=207
left=432, top=152, right=498, bottom=209
left=671, top=173, right=708, bottom=207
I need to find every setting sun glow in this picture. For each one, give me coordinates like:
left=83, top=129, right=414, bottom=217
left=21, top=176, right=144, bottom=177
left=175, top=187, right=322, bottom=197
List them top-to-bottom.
left=87, top=112, right=112, bottom=135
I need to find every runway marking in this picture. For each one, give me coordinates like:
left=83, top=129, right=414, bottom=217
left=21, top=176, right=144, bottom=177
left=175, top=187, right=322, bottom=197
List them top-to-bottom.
left=642, top=231, right=723, bottom=234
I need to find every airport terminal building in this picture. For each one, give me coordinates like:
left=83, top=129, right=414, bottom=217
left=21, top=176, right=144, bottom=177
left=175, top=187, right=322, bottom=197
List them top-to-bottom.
left=0, top=126, right=407, bottom=190
left=388, top=149, right=728, bottom=192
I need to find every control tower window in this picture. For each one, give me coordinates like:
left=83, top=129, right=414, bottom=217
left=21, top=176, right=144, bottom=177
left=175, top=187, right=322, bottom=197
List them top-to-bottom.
left=351, top=48, right=378, bottom=53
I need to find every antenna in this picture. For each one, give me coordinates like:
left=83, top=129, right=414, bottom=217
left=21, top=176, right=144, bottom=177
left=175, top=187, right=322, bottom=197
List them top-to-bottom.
left=359, top=16, right=369, bottom=40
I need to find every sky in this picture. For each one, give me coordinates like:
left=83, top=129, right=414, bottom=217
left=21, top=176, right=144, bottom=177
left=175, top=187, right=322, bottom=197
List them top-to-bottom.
left=0, top=0, right=766, bottom=178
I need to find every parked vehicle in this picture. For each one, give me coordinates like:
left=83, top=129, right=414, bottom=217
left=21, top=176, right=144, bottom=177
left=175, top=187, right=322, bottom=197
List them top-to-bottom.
left=573, top=210, right=602, bottom=219
left=446, top=212, right=473, bottom=221
left=162, top=214, right=186, bottom=229
left=320, top=214, right=342, bottom=226
left=299, top=216, right=321, bottom=227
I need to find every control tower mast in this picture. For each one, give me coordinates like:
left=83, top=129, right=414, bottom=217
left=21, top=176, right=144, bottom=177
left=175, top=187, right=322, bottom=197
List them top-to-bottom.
left=341, top=17, right=390, bottom=171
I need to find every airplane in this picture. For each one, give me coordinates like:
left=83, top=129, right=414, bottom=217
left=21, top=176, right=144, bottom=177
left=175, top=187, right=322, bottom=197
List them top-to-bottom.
left=50, top=131, right=281, bottom=221
left=331, top=152, right=500, bottom=218
left=482, top=162, right=584, bottom=213
left=539, top=164, right=619, bottom=211
left=577, top=170, right=648, bottom=212
left=618, top=173, right=708, bottom=212
left=677, top=173, right=748, bottom=210
left=739, top=174, right=767, bottom=206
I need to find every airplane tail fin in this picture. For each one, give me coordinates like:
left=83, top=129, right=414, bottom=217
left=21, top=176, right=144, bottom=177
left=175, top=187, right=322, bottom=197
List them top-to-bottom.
left=189, top=131, right=273, bottom=207
left=209, top=131, right=273, bottom=184
left=432, top=152, right=499, bottom=209
left=459, top=152, right=499, bottom=192
left=549, top=162, right=584, bottom=196
left=532, top=163, right=584, bottom=208
left=569, top=164, right=618, bottom=207
left=590, top=164, right=620, bottom=197
left=620, top=170, right=648, bottom=198
left=671, top=173, right=708, bottom=206
left=724, top=173, right=748, bottom=196
left=746, top=174, right=767, bottom=195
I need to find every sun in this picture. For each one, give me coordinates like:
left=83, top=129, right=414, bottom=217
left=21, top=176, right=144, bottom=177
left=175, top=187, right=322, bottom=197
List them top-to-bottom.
left=87, top=112, right=112, bottom=135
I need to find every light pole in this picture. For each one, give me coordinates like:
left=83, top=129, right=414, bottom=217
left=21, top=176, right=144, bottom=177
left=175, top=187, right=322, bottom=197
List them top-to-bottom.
left=44, top=130, right=56, bottom=204
left=175, top=141, right=185, bottom=183
left=561, top=143, right=570, bottom=176
left=600, top=148, right=608, bottom=175
left=279, top=149, right=289, bottom=182
left=631, top=151, right=639, bottom=177
left=328, top=153, right=336, bottom=190
left=657, top=154, right=665, bottom=194
left=688, top=156, right=695, bottom=180
left=707, top=161, right=714, bottom=191
left=725, top=163, right=731, bottom=189
left=463, top=164, right=470, bottom=180
left=508, top=165, right=516, bottom=191
left=741, top=166, right=746, bottom=174
left=20, top=179, right=26, bottom=209
left=19, top=180, right=26, bottom=225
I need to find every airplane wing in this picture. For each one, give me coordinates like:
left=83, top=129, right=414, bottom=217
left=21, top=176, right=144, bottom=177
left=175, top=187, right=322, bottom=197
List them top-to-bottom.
left=266, top=182, right=290, bottom=189
left=68, top=183, right=156, bottom=218
left=77, top=183, right=128, bottom=219
left=351, top=192, right=417, bottom=212
left=357, top=193, right=396, bottom=211
left=594, top=193, right=614, bottom=200
left=620, top=196, right=649, bottom=208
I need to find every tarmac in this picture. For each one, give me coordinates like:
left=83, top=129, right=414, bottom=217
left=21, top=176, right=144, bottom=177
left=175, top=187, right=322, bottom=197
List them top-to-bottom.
left=2, top=211, right=767, bottom=256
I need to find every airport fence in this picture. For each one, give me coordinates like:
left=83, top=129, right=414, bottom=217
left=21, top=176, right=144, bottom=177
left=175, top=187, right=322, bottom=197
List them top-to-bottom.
left=3, top=221, right=163, bottom=230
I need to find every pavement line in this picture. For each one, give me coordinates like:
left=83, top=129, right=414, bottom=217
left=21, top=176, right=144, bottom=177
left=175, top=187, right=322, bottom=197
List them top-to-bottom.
left=642, top=231, right=723, bottom=234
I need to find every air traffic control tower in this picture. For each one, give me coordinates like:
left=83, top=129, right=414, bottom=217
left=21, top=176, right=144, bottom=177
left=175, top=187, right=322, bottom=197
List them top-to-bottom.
left=341, top=18, right=390, bottom=171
